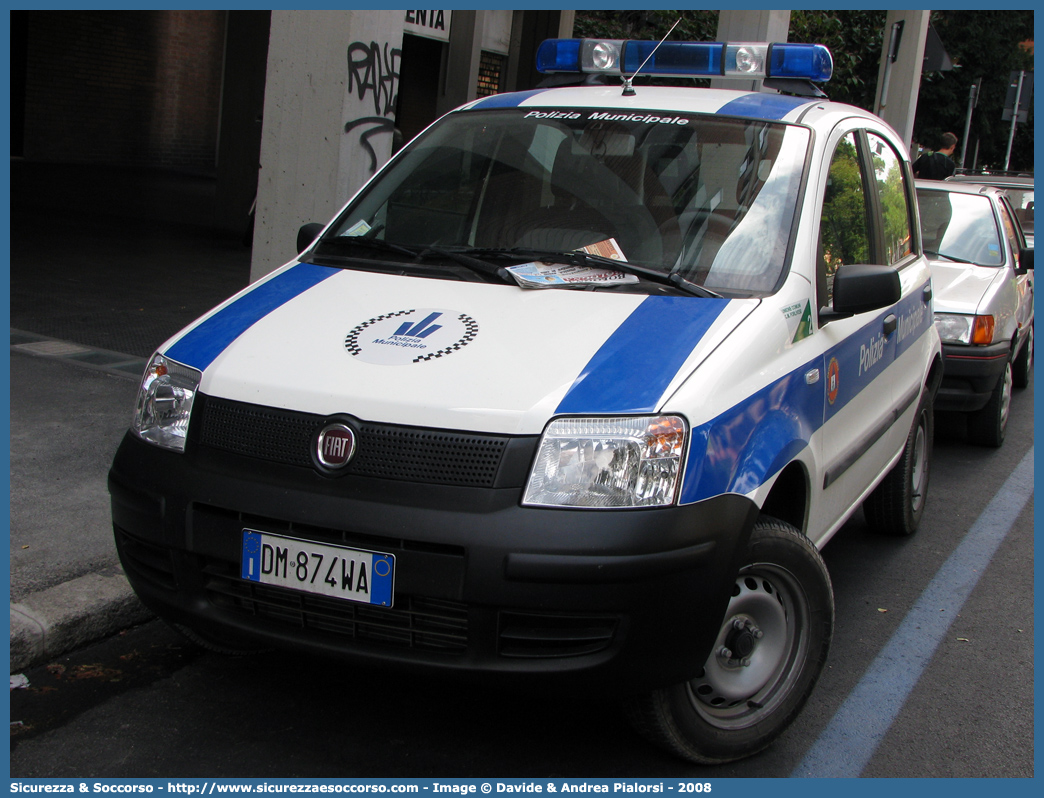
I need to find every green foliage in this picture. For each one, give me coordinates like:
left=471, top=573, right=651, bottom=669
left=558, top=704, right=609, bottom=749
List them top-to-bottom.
left=571, top=10, right=717, bottom=42
left=917, top=10, right=1033, bottom=172
left=788, top=11, right=886, bottom=110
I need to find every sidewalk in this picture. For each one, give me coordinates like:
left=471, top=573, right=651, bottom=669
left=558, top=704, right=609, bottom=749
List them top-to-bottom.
left=8, top=161, right=253, bottom=671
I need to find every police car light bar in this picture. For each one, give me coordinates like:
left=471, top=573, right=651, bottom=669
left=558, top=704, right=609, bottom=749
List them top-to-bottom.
left=536, top=39, right=833, bottom=83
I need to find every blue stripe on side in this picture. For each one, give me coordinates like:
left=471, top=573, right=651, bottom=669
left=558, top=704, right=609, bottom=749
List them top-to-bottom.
left=468, top=89, right=551, bottom=109
left=715, top=93, right=811, bottom=121
left=165, top=262, right=338, bottom=372
left=679, top=289, right=935, bottom=504
left=555, top=296, right=729, bottom=415
left=679, top=366, right=821, bottom=505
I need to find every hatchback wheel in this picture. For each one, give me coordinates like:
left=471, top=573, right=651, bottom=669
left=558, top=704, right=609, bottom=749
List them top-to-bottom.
left=1012, top=325, right=1033, bottom=389
left=968, top=360, right=1012, bottom=447
left=625, top=518, right=833, bottom=764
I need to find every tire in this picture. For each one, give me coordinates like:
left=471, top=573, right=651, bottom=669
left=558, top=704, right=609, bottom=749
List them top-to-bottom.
left=1012, top=325, right=1033, bottom=389
left=967, top=359, right=1012, bottom=447
left=863, top=390, right=933, bottom=536
left=625, top=518, right=833, bottom=765
left=167, top=621, right=270, bottom=656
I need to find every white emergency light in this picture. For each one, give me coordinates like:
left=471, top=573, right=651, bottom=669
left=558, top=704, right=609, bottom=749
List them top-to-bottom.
left=536, top=39, right=833, bottom=83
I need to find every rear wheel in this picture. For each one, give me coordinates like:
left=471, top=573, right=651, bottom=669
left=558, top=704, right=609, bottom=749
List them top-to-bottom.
left=1012, top=325, right=1033, bottom=389
left=967, top=360, right=1012, bottom=447
left=863, top=390, right=932, bottom=535
left=625, top=518, right=833, bottom=764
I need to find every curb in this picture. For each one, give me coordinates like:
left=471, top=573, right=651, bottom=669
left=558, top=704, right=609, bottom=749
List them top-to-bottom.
left=10, top=570, right=154, bottom=673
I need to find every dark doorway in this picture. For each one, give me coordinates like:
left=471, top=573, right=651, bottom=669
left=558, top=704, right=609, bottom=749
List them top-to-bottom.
left=11, top=10, right=28, bottom=157
left=395, top=33, right=443, bottom=146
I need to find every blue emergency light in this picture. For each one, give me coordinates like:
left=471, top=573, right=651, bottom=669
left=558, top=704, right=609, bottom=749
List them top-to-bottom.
left=536, top=39, right=833, bottom=83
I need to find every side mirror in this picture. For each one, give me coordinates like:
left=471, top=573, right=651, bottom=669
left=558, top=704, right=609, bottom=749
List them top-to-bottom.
left=297, top=222, right=325, bottom=254
left=1017, top=246, right=1033, bottom=273
left=820, top=263, right=902, bottom=322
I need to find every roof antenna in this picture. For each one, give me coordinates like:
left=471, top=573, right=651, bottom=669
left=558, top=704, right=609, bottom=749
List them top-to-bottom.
left=622, top=17, right=682, bottom=97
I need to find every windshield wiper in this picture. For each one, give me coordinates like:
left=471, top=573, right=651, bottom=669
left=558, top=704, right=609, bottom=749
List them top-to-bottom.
left=317, top=235, right=420, bottom=259
left=315, top=236, right=515, bottom=285
left=314, top=239, right=722, bottom=295
left=417, top=246, right=514, bottom=284
left=458, top=247, right=721, bottom=298
left=923, top=249, right=977, bottom=265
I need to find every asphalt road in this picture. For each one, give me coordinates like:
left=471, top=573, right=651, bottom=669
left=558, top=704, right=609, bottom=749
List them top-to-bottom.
left=9, top=353, right=139, bottom=601
left=9, top=383, right=1034, bottom=779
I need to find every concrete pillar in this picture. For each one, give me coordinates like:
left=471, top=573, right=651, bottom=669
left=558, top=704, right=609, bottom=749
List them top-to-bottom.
left=250, top=9, right=404, bottom=281
left=711, top=9, right=792, bottom=93
left=436, top=10, right=484, bottom=116
left=872, top=10, right=929, bottom=152
left=557, top=11, right=575, bottom=38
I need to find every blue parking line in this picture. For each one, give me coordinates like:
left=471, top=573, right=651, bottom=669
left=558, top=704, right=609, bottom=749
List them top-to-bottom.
left=792, top=446, right=1034, bottom=778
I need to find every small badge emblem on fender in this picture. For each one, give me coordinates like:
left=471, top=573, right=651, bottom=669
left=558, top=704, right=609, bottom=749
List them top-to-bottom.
left=827, top=357, right=840, bottom=405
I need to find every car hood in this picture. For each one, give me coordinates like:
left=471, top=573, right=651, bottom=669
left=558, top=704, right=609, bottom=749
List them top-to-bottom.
left=928, top=258, right=1005, bottom=316
left=160, top=262, right=757, bottom=435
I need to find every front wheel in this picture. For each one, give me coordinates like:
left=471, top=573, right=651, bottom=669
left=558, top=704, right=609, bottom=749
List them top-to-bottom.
left=1012, top=325, right=1033, bottom=389
left=967, top=359, right=1012, bottom=447
left=625, top=518, right=833, bottom=765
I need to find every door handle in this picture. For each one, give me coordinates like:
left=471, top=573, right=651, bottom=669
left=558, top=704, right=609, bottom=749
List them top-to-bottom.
left=922, top=285, right=933, bottom=303
left=883, top=314, right=897, bottom=336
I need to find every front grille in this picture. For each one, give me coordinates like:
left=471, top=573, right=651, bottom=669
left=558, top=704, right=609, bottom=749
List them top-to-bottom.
left=197, top=396, right=510, bottom=486
left=200, top=399, right=316, bottom=467
left=117, top=519, right=618, bottom=662
left=114, top=527, right=178, bottom=592
left=203, top=563, right=469, bottom=654
left=498, top=611, right=618, bottom=658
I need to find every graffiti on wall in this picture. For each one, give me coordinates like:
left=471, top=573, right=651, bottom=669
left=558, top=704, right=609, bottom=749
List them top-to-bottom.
left=344, top=40, right=401, bottom=173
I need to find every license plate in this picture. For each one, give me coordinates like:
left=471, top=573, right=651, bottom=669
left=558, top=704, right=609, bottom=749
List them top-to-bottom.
left=240, top=530, right=394, bottom=607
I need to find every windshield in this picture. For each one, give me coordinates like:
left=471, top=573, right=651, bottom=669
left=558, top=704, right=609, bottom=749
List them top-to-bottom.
left=321, top=107, right=811, bottom=296
left=917, top=189, right=1004, bottom=266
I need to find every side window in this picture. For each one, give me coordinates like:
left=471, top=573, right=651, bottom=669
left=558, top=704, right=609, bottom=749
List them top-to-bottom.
left=818, top=132, right=871, bottom=306
left=866, top=132, right=913, bottom=265
left=998, top=201, right=1024, bottom=269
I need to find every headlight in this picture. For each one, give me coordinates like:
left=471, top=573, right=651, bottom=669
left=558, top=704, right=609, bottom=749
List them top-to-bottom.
left=934, top=313, right=996, bottom=345
left=132, top=354, right=201, bottom=452
left=523, top=416, right=687, bottom=508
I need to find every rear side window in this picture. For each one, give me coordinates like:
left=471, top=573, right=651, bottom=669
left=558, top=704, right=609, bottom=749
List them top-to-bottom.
left=866, top=132, right=913, bottom=265
left=998, top=201, right=1024, bottom=269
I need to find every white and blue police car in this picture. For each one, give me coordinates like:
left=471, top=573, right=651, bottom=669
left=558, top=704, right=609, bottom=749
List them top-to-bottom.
left=110, top=39, right=943, bottom=763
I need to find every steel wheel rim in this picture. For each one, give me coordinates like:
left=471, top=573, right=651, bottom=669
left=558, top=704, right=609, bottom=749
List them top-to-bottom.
left=1000, top=362, right=1013, bottom=430
left=910, top=412, right=928, bottom=514
left=687, top=564, right=810, bottom=730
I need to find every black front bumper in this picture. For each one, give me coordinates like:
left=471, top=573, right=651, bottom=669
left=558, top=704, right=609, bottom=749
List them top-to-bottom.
left=936, top=341, right=1011, bottom=413
left=109, top=418, right=757, bottom=692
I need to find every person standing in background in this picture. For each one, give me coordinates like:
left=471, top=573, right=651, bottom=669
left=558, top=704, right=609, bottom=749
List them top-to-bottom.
left=913, top=132, right=958, bottom=179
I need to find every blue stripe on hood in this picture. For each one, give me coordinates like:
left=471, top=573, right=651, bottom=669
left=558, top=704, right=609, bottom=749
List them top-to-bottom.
left=469, top=89, right=550, bottom=109
left=716, top=93, right=811, bottom=121
left=165, top=262, right=338, bottom=372
left=556, top=296, right=729, bottom=414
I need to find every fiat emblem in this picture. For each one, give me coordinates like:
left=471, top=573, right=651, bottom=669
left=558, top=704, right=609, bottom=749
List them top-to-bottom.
left=315, top=423, right=356, bottom=470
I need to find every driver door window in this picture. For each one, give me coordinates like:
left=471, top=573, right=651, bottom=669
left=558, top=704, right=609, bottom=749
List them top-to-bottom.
left=818, top=133, right=871, bottom=307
